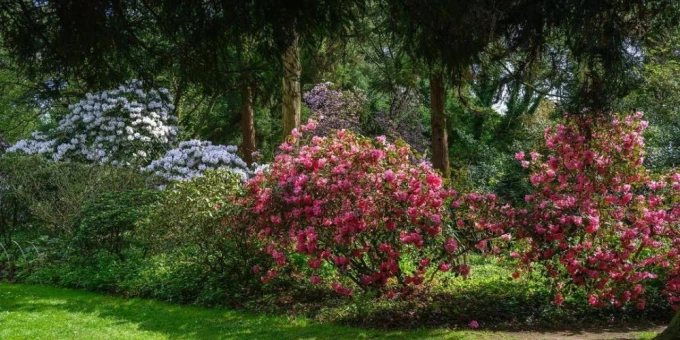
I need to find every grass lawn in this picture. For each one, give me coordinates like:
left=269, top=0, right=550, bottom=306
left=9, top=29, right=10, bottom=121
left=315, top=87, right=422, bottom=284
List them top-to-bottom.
left=0, top=283, right=500, bottom=340
left=0, top=283, right=663, bottom=340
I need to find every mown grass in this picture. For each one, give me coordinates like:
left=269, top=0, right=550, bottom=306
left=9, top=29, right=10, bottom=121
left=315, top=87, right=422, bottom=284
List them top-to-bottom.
left=11, top=251, right=672, bottom=333
left=0, top=283, right=511, bottom=340
left=0, top=283, right=666, bottom=340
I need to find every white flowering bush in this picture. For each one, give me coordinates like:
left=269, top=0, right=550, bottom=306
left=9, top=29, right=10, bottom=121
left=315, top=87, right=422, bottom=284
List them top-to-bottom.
left=6, top=80, right=256, bottom=184
left=7, top=80, right=179, bottom=166
left=143, top=140, right=251, bottom=182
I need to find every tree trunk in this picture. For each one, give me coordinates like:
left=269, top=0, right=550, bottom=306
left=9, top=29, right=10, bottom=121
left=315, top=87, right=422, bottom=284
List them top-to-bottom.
left=281, top=33, right=302, bottom=139
left=430, top=71, right=450, bottom=177
left=172, top=78, right=186, bottom=121
left=240, top=81, right=256, bottom=166
left=655, top=310, right=680, bottom=340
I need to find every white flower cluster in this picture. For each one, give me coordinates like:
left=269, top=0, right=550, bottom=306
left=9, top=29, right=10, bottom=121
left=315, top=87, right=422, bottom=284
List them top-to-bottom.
left=6, top=80, right=255, bottom=185
left=7, top=80, right=179, bottom=166
left=6, top=131, right=55, bottom=155
left=143, top=140, right=251, bottom=182
left=252, top=163, right=270, bottom=174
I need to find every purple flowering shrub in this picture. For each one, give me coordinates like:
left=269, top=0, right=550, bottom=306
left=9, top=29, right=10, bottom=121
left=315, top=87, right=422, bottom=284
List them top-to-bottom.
left=303, top=82, right=366, bottom=136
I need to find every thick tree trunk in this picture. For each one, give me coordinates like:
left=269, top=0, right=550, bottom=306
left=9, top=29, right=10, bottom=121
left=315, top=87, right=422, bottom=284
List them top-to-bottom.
left=281, top=34, right=301, bottom=139
left=430, top=71, right=450, bottom=177
left=240, top=82, right=256, bottom=166
left=655, top=310, right=680, bottom=340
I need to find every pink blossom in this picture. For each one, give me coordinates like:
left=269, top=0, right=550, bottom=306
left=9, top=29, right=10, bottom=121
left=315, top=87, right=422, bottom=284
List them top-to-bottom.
left=515, top=151, right=525, bottom=160
left=384, top=169, right=396, bottom=182
left=444, top=238, right=458, bottom=252
left=332, top=282, right=353, bottom=296
left=554, top=293, right=565, bottom=306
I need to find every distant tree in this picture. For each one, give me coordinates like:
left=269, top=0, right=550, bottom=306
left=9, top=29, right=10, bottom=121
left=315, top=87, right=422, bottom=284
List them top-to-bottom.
left=0, top=0, right=367, bottom=160
left=143, top=0, right=366, bottom=139
left=386, top=0, right=678, bottom=176
left=617, top=24, right=680, bottom=170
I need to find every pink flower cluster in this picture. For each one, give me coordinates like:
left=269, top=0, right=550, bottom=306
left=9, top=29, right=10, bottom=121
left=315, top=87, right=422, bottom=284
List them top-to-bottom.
left=238, top=112, right=680, bottom=308
left=508, top=113, right=680, bottom=309
left=245, top=121, right=501, bottom=295
left=444, top=191, right=516, bottom=270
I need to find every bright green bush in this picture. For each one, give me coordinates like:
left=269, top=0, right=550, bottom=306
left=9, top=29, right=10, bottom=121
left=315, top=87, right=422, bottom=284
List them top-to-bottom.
left=143, top=169, right=269, bottom=292
left=74, top=189, right=161, bottom=261
left=23, top=252, right=138, bottom=292
left=120, top=255, right=232, bottom=305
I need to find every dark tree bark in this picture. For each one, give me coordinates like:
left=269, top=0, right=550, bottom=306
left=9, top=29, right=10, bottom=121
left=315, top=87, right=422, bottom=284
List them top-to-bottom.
left=282, top=33, right=301, bottom=138
left=430, top=71, right=450, bottom=177
left=240, top=81, right=256, bottom=166
left=655, top=310, right=680, bottom=340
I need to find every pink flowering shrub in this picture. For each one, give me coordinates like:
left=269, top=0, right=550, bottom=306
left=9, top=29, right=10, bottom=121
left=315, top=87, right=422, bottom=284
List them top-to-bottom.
left=510, top=112, right=680, bottom=310
left=245, top=121, right=503, bottom=295
left=445, top=191, right=517, bottom=273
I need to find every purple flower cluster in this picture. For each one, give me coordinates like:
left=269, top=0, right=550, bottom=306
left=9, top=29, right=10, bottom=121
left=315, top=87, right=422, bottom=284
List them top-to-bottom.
left=303, top=82, right=366, bottom=137
left=373, top=90, right=427, bottom=154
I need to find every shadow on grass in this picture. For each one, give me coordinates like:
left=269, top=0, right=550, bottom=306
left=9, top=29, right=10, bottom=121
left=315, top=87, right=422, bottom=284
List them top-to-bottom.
left=327, top=277, right=670, bottom=334
left=0, top=284, right=479, bottom=340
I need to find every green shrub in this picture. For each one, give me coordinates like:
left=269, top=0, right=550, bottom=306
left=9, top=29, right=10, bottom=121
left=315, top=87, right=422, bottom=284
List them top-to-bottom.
left=0, top=154, right=150, bottom=237
left=0, top=154, right=152, bottom=281
left=0, top=155, right=41, bottom=247
left=143, top=169, right=269, bottom=293
left=74, top=189, right=161, bottom=261
left=23, top=252, right=138, bottom=293
left=119, top=255, right=227, bottom=305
